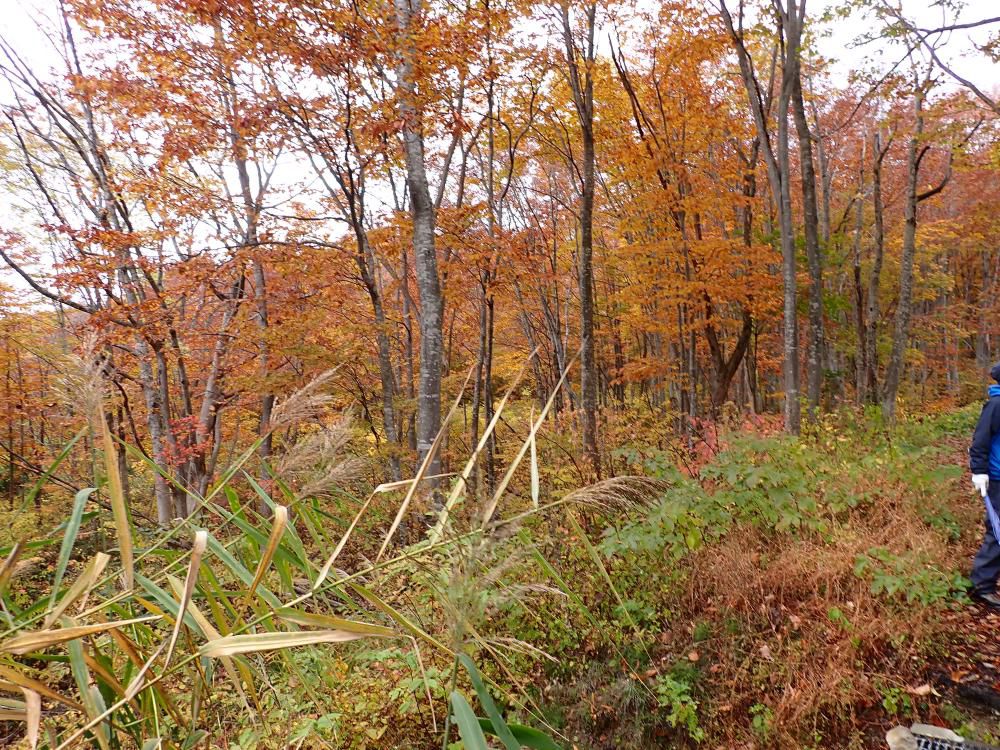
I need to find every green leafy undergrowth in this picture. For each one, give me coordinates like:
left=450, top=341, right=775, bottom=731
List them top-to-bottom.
left=521, top=407, right=979, bottom=748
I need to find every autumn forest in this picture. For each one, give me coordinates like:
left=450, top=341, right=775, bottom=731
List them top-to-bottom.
left=0, top=0, right=998, bottom=747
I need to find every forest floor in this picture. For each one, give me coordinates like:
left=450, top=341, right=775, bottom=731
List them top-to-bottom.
left=539, top=407, right=1000, bottom=749
left=752, top=420, right=1000, bottom=747
left=871, top=428, right=1000, bottom=745
left=920, top=435, right=1000, bottom=744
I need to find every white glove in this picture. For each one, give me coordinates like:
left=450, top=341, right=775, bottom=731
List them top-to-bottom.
left=973, top=474, right=990, bottom=498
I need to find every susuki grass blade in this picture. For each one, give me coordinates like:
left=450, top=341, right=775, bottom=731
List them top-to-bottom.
left=429, top=352, right=535, bottom=544
left=481, top=354, right=576, bottom=528
left=377, top=366, right=474, bottom=561
left=529, top=406, right=539, bottom=510
left=97, top=408, right=133, bottom=590
left=21, top=427, right=85, bottom=512
left=374, top=474, right=456, bottom=495
left=49, top=488, right=94, bottom=612
left=315, top=491, right=377, bottom=590
left=245, top=506, right=287, bottom=605
left=164, top=531, right=207, bottom=668
left=201, top=532, right=281, bottom=609
left=0, top=541, right=23, bottom=600
left=44, top=552, right=109, bottom=628
left=166, top=575, right=250, bottom=711
left=348, top=581, right=449, bottom=653
left=275, top=607, right=396, bottom=636
left=0, top=615, right=160, bottom=655
left=200, top=629, right=375, bottom=657
left=67, top=634, right=110, bottom=750
left=52, top=643, right=164, bottom=750
left=458, top=653, right=519, bottom=750
left=0, top=665, right=81, bottom=710
left=21, top=687, right=39, bottom=750
left=450, top=692, right=489, bottom=750
left=477, top=718, right=560, bottom=750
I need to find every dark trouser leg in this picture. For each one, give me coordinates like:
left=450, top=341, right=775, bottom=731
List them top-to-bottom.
left=971, top=484, right=1000, bottom=595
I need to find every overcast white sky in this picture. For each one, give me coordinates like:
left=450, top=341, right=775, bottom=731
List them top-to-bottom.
left=1, top=0, right=998, bottom=292
left=6, top=0, right=999, bottom=85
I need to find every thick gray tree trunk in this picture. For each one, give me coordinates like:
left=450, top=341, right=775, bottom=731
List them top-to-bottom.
left=394, top=0, right=443, bottom=485
left=792, top=74, right=824, bottom=416
left=882, top=85, right=926, bottom=422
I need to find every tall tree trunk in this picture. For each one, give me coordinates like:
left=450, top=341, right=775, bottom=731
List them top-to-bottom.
left=394, top=0, right=443, bottom=487
left=561, top=1, right=600, bottom=477
left=217, top=22, right=274, bottom=509
left=776, top=39, right=800, bottom=433
left=792, top=73, right=823, bottom=416
left=883, top=84, right=926, bottom=421
left=579, top=106, right=598, bottom=475
left=865, top=131, right=888, bottom=403
left=851, top=138, right=867, bottom=402
left=346, top=209, right=402, bottom=482
left=400, top=249, right=418, bottom=454
left=978, top=250, right=995, bottom=368
left=252, top=259, right=276, bottom=471
left=470, top=280, right=488, bottom=495
left=706, top=310, right=754, bottom=410
left=4, top=337, right=14, bottom=511
left=136, top=345, right=172, bottom=524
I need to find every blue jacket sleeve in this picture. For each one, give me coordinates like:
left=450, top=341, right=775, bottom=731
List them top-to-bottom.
left=970, top=399, right=1000, bottom=475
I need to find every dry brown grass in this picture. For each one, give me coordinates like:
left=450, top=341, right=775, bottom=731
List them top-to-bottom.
left=677, top=487, right=973, bottom=748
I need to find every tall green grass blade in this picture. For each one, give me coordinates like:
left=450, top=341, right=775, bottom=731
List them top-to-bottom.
left=243, top=472, right=311, bottom=570
left=49, top=488, right=95, bottom=612
left=566, top=513, right=648, bottom=659
left=201, top=532, right=281, bottom=609
left=135, top=575, right=200, bottom=633
left=67, top=634, right=109, bottom=750
left=458, top=654, right=518, bottom=750
left=449, top=692, right=488, bottom=750
left=477, top=718, right=560, bottom=750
